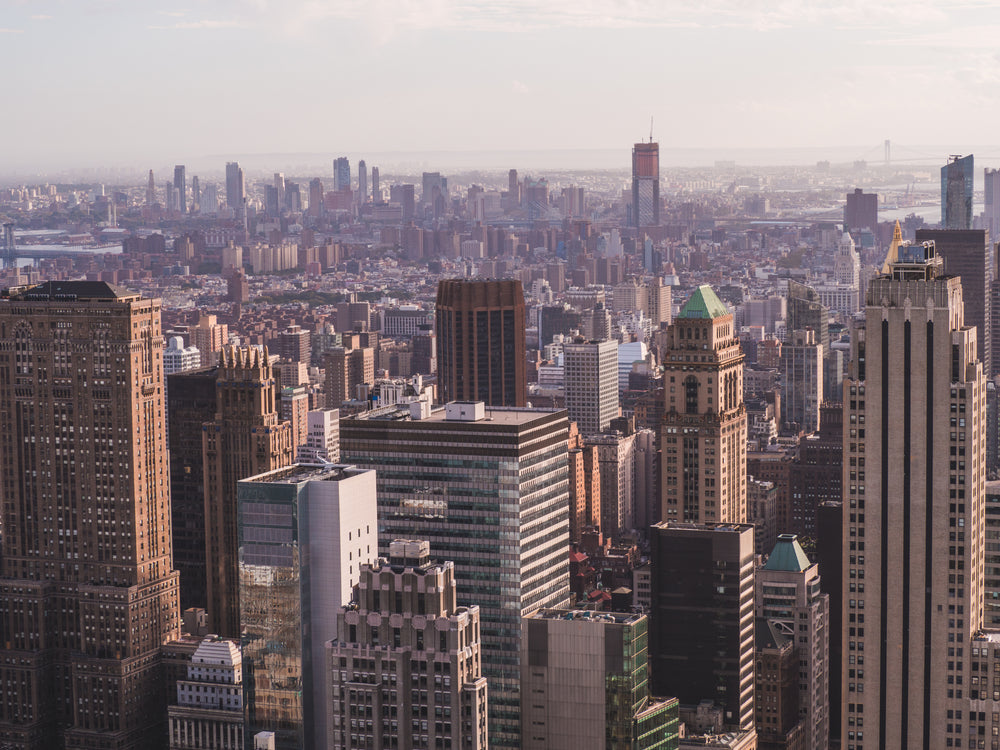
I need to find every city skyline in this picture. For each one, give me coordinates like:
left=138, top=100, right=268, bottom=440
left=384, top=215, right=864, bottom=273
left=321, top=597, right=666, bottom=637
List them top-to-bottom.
left=5, top=1, right=1000, bottom=171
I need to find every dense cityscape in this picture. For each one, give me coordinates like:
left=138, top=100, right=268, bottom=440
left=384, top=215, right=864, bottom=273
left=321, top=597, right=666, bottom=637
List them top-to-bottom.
left=1, top=140, right=1000, bottom=750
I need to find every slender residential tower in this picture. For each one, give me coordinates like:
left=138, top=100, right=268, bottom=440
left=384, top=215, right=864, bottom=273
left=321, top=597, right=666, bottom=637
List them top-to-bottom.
left=842, top=229, right=985, bottom=748
left=0, top=281, right=181, bottom=749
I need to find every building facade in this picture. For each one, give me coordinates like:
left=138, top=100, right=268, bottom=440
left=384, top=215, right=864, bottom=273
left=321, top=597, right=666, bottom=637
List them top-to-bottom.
left=0, top=281, right=181, bottom=749
left=564, top=337, right=619, bottom=435
left=168, top=636, right=244, bottom=750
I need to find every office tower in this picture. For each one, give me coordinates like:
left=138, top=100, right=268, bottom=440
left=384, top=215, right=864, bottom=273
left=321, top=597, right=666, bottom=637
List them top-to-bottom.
left=632, top=140, right=660, bottom=227
left=942, top=153, right=974, bottom=229
left=333, top=156, right=350, bottom=191
left=357, top=159, right=367, bottom=203
left=225, top=161, right=245, bottom=211
left=174, top=164, right=187, bottom=213
left=147, top=168, right=156, bottom=204
left=987, top=169, right=1000, bottom=242
left=272, top=171, right=284, bottom=211
left=422, top=171, right=448, bottom=209
left=191, top=175, right=200, bottom=213
left=309, top=177, right=324, bottom=217
left=284, top=181, right=300, bottom=212
left=166, top=182, right=179, bottom=213
left=202, top=183, right=218, bottom=214
left=389, top=183, right=415, bottom=223
left=844, top=188, right=878, bottom=234
left=916, top=228, right=993, bottom=377
left=835, top=231, right=861, bottom=289
left=842, top=236, right=984, bottom=747
left=227, top=269, right=249, bottom=303
left=646, top=276, right=672, bottom=328
left=436, top=279, right=528, bottom=407
left=786, top=280, right=829, bottom=352
left=0, top=281, right=181, bottom=748
left=661, top=285, right=747, bottom=524
left=580, top=302, right=613, bottom=341
left=191, top=312, right=229, bottom=367
left=277, top=324, right=311, bottom=363
left=412, top=324, right=437, bottom=375
left=781, top=328, right=823, bottom=433
left=163, top=335, right=202, bottom=374
left=564, top=337, right=619, bottom=434
left=203, top=346, right=294, bottom=637
left=324, top=346, right=375, bottom=406
left=168, top=366, right=218, bottom=613
left=281, top=385, right=310, bottom=450
left=340, top=402, right=571, bottom=747
left=789, top=403, right=843, bottom=538
left=295, top=408, right=340, bottom=463
left=568, top=422, right=601, bottom=542
left=588, top=432, right=637, bottom=538
left=238, top=464, right=377, bottom=749
left=987, top=481, right=1000, bottom=625
left=815, top=501, right=843, bottom=748
left=649, top=522, right=755, bottom=731
left=756, top=534, right=830, bottom=750
left=328, top=540, right=489, bottom=750
left=520, top=609, right=680, bottom=750
left=754, top=617, right=802, bottom=749
left=168, top=636, right=244, bottom=750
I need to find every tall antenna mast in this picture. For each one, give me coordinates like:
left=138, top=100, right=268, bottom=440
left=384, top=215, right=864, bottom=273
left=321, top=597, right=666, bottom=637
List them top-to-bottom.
left=650, top=116, right=654, bottom=143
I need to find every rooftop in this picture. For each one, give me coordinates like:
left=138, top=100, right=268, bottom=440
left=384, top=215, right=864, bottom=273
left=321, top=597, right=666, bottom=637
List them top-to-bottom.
left=6, top=280, right=137, bottom=301
left=677, top=284, right=730, bottom=320
left=348, top=403, right=564, bottom=426
left=240, top=462, right=366, bottom=485
left=762, top=534, right=811, bottom=572
left=528, top=608, right=644, bottom=625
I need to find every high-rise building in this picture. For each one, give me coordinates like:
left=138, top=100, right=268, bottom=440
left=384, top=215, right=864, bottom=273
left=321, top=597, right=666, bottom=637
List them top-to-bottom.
left=632, top=141, right=660, bottom=228
left=942, top=153, right=975, bottom=230
left=333, top=156, right=351, bottom=192
left=357, top=159, right=368, bottom=204
left=225, top=161, right=245, bottom=211
left=174, top=164, right=187, bottom=213
left=371, top=166, right=380, bottom=203
left=147, top=168, right=156, bottom=205
left=986, top=168, right=1000, bottom=243
left=191, top=175, right=200, bottom=213
left=309, top=177, right=324, bottom=217
left=201, top=183, right=218, bottom=214
left=389, top=183, right=416, bottom=223
left=844, top=188, right=878, bottom=235
left=916, top=228, right=993, bottom=377
left=835, top=231, right=862, bottom=290
left=842, top=235, right=985, bottom=747
left=646, top=276, right=672, bottom=328
left=436, top=279, right=527, bottom=407
left=786, top=280, right=829, bottom=353
left=0, top=281, right=181, bottom=748
left=661, top=285, right=747, bottom=524
left=191, top=312, right=229, bottom=367
left=781, top=328, right=824, bottom=433
left=163, top=335, right=202, bottom=374
left=564, top=338, right=619, bottom=435
left=203, top=345, right=294, bottom=637
left=324, top=346, right=374, bottom=406
left=167, top=366, right=219, bottom=613
left=340, top=402, right=571, bottom=748
left=788, top=403, right=843, bottom=538
left=296, top=408, right=340, bottom=464
left=568, top=422, right=601, bottom=542
left=588, top=432, right=637, bottom=538
left=238, top=464, right=377, bottom=749
left=986, top=481, right=1000, bottom=626
left=649, top=522, right=755, bottom=732
left=756, top=534, right=830, bottom=750
left=328, top=540, right=489, bottom=750
left=520, top=609, right=680, bottom=750
left=168, top=636, right=244, bottom=750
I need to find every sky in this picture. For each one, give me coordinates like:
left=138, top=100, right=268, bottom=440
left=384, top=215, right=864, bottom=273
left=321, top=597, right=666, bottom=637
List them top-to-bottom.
left=3, top=0, right=1000, bottom=171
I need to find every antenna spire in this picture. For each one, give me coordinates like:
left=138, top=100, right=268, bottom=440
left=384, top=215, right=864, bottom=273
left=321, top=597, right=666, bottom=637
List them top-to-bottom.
left=649, top=116, right=654, bottom=143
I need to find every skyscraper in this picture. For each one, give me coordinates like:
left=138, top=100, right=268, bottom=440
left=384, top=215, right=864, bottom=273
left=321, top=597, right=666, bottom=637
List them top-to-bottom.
left=632, top=141, right=659, bottom=228
left=942, top=153, right=974, bottom=230
left=333, top=156, right=350, bottom=192
left=357, top=159, right=368, bottom=204
left=225, top=161, right=245, bottom=211
left=174, top=164, right=187, bottom=213
left=371, top=166, right=380, bottom=203
left=147, top=168, right=156, bottom=205
left=986, top=168, right=1000, bottom=243
left=191, top=175, right=200, bottom=213
left=844, top=188, right=878, bottom=235
left=916, top=228, right=993, bottom=377
left=842, top=235, right=985, bottom=747
left=436, top=279, right=527, bottom=407
left=787, top=280, right=830, bottom=353
left=0, top=281, right=181, bottom=748
left=661, top=285, right=747, bottom=524
left=781, top=328, right=824, bottom=433
left=563, top=337, right=619, bottom=435
left=203, top=345, right=294, bottom=637
left=340, top=402, right=570, bottom=748
left=649, top=522, right=756, bottom=732
left=328, top=540, right=489, bottom=750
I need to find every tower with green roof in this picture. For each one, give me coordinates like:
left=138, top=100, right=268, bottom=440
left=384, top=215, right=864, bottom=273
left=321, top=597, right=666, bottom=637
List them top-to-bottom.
left=660, top=284, right=747, bottom=524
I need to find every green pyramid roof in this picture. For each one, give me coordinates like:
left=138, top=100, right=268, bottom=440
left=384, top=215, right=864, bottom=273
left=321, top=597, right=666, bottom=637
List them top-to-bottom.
left=677, top=285, right=730, bottom=320
left=762, top=534, right=811, bottom=572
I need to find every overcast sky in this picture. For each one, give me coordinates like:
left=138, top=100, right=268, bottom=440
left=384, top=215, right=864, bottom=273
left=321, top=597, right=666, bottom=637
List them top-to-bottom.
left=3, top=0, right=1000, bottom=170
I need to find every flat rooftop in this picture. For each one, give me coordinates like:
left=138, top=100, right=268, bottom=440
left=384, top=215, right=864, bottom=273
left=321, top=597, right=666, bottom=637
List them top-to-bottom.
left=349, top=404, right=563, bottom=426
left=240, top=462, right=366, bottom=485
left=527, top=608, right=644, bottom=625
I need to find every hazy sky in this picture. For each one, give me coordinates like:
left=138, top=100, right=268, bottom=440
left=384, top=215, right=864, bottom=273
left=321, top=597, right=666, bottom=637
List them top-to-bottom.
left=4, top=0, right=1000, bottom=170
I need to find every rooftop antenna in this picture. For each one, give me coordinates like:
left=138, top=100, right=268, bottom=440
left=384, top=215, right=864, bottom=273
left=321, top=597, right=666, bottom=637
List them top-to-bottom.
left=649, top=116, right=654, bottom=143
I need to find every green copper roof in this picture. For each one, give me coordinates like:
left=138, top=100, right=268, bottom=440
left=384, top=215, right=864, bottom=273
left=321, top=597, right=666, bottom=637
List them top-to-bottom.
left=677, top=284, right=730, bottom=319
left=762, top=534, right=811, bottom=572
